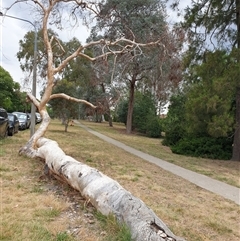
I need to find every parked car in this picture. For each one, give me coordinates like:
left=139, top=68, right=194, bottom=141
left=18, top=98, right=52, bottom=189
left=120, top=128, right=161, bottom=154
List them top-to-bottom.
left=0, top=108, right=9, bottom=138
left=12, top=112, right=31, bottom=130
left=28, top=112, right=37, bottom=125
left=36, top=112, right=42, bottom=124
left=7, top=113, right=19, bottom=136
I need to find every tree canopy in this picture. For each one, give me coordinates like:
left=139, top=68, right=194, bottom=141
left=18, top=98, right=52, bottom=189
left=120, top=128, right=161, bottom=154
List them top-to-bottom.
left=90, top=0, right=183, bottom=133
left=170, top=0, right=240, bottom=161
left=185, top=50, right=236, bottom=138
left=0, top=66, right=26, bottom=112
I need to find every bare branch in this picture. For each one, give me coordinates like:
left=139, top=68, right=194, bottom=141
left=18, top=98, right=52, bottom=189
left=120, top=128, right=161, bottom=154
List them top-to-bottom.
left=51, top=36, right=66, bottom=57
left=53, top=37, right=163, bottom=74
left=27, top=92, right=40, bottom=108
left=49, top=93, right=97, bottom=109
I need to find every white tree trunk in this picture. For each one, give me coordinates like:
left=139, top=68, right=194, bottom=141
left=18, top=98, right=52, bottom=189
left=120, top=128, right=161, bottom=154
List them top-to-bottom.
left=36, top=137, right=185, bottom=241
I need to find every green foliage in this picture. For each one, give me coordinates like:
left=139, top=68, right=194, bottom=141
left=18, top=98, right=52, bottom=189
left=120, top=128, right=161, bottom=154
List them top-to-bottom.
left=91, top=0, right=180, bottom=132
left=97, top=0, right=166, bottom=43
left=178, top=0, right=240, bottom=160
left=179, top=0, right=239, bottom=62
left=17, top=29, right=63, bottom=79
left=63, top=38, right=92, bottom=83
left=185, top=50, right=236, bottom=138
left=163, top=51, right=236, bottom=160
left=0, top=66, right=26, bottom=112
left=0, top=66, right=15, bottom=110
left=162, top=68, right=235, bottom=160
left=49, top=79, right=78, bottom=126
left=115, top=91, right=160, bottom=136
left=132, top=91, right=156, bottom=133
left=162, top=92, right=186, bottom=146
left=115, top=98, right=129, bottom=124
left=47, top=105, right=54, bottom=118
left=145, top=116, right=162, bottom=138
left=171, top=136, right=232, bottom=160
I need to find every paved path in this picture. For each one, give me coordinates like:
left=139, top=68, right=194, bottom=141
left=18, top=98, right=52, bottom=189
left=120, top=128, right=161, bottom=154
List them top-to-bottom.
left=76, top=122, right=240, bottom=205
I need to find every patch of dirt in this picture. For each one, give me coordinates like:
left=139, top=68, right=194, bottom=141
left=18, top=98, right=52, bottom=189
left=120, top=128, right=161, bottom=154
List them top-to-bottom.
left=39, top=174, right=105, bottom=241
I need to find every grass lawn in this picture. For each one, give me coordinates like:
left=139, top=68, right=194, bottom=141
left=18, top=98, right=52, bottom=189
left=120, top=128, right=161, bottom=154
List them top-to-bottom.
left=1, top=119, right=239, bottom=241
left=80, top=120, right=240, bottom=188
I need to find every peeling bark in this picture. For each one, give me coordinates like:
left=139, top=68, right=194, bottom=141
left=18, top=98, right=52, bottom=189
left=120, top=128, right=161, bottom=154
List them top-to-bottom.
left=34, top=137, right=185, bottom=241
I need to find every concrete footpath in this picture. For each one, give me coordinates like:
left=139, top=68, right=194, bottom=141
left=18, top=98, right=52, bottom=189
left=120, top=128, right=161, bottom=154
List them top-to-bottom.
left=76, top=122, right=240, bottom=205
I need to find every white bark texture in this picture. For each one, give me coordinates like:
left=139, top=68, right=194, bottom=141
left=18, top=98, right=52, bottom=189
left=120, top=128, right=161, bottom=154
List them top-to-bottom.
left=36, top=137, right=185, bottom=241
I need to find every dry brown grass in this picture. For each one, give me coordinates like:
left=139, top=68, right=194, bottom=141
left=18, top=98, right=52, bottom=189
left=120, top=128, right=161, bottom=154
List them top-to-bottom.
left=1, top=119, right=240, bottom=241
left=80, top=120, right=240, bottom=188
left=1, top=127, right=104, bottom=241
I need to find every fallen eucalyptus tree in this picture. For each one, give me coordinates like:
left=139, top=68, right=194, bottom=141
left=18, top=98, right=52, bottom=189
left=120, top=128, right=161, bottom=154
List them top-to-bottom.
left=6, top=0, right=186, bottom=240
left=18, top=94, right=185, bottom=240
left=35, top=136, right=185, bottom=241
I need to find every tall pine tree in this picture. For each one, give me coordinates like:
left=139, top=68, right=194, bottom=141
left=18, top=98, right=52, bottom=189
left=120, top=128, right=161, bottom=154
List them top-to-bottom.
left=171, top=0, right=240, bottom=161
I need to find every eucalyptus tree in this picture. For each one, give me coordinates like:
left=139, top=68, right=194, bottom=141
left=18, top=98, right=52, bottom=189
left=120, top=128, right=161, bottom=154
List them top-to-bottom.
left=93, top=0, right=183, bottom=133
left=171, top=0, right=240, bottom=161
left=3, top=1, right=185, bottom=240
left=17, top=29, right=64, bottom=85
left=85, top=33, right=121, bottom=126
left=137, top=37, right=183, bottom=115
left=62, top=38, right=92, bottom=84
left=89, top=61, right=119, bottom=126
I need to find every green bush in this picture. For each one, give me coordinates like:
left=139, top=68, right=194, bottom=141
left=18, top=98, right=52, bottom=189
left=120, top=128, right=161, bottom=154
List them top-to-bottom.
left=133, top=91, right=156, bottom=134
left=115, top=92, right=157, bottom=135
left=162, top=92, right=187, bottom=146
left=115, top=98, right=128, bottom=124
left=146, top=116, right=162, bottom=138
left=162, top=124, right=185, bottom=146
left=171, top=136, right=232, bottom=160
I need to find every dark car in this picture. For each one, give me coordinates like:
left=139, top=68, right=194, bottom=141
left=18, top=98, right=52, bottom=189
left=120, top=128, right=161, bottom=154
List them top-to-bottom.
left=0, top=108, right=9, bottom=138
left=12, top=112, right=31, bottom=130
left=7, top=113, right=19, bottom=136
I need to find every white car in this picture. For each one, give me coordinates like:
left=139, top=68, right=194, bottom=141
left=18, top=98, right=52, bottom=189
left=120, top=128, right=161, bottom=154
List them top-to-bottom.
left=12, top=112, right=31, bottom=130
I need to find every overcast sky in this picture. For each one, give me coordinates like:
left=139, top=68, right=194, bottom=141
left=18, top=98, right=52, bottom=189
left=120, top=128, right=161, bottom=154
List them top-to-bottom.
left=0, top=0, right=190, bottom=98
left=0, top=0, right=91, bottom=98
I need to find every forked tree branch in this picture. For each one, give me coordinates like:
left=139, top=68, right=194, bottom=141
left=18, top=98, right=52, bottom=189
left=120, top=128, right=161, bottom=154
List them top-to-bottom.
left=54, top=37, right=165, bottom=74
left=49, top=93, right=97, bottom=109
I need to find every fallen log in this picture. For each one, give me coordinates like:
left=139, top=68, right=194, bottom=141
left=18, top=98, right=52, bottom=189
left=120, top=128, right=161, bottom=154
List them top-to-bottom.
left=36, top=137, right=185, bottom=241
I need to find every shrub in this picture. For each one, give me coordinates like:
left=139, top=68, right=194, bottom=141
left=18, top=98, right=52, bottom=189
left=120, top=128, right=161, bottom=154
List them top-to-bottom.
left=133, top=91, right=156, bottom=134
left=162, top=92, right=187, bottom=146
left=115, top=98, right=128, bottom=124
left=146, top=116, right=162, bottom=138
left=162, top=124, right=185, bottom=146
left=171, top=136, right=232, bottom=160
